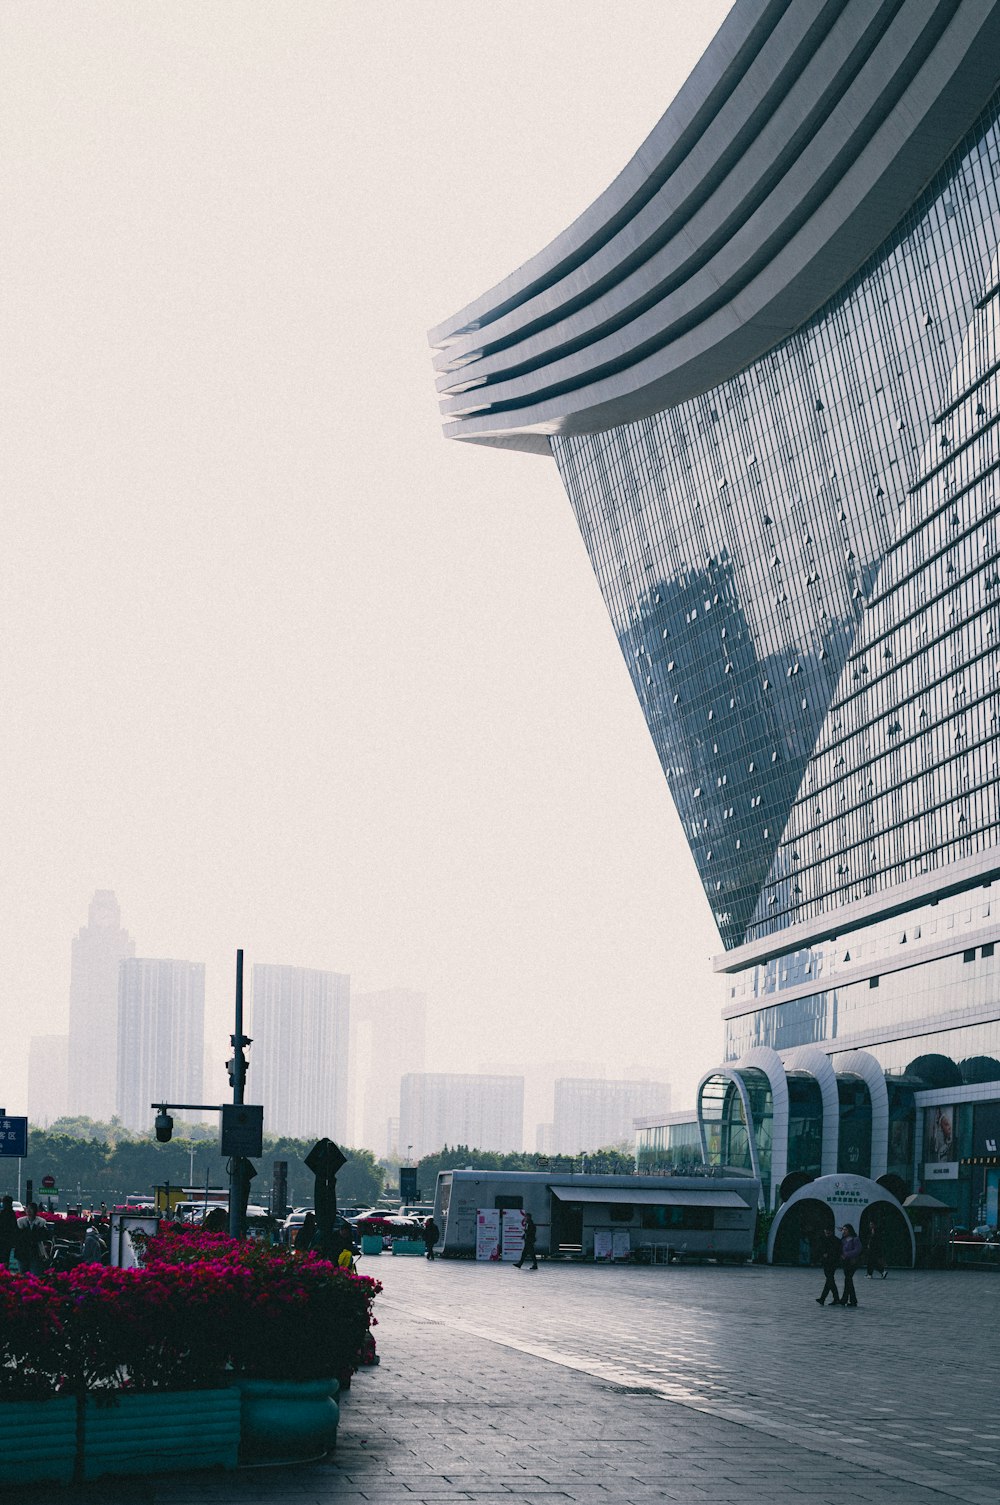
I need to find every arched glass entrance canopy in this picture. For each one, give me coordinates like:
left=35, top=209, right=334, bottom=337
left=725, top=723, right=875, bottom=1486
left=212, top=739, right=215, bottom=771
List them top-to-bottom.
left=697, top=1049, right=917, bottom=1209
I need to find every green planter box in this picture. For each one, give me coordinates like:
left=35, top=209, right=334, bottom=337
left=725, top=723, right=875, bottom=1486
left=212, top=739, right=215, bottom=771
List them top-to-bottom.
left=361, top=1233, right=383, bottom=1255
left=392, top=1239, right=426, bottom=1256
left=231, top=1377, right=339, bottom=1462
left=82, top=1388, right=241, bottom=1480
left=0, top=1396, right=77, bottom=1485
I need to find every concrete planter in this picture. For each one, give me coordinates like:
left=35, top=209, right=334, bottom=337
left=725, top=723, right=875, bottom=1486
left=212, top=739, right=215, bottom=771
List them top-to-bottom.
left=391, top=1239, right=426, bottom=1256
left=231, top=1376, right=340, bottom=1462
left=0, top=1388, right=241, bottom=1484
left=81, top=1388, right=241, bottom=1480
left=0, top=1396, right=77, bottom=1485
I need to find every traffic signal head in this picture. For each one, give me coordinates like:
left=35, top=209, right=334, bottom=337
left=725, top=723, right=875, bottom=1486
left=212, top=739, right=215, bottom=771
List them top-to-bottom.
left=154, top=1110, right=174, bottom=1143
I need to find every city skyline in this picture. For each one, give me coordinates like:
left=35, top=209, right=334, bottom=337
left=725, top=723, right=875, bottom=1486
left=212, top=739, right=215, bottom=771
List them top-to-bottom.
left=0, top=5, right=730, bottom=1119
left=30, top=889, right=675, bottom=1155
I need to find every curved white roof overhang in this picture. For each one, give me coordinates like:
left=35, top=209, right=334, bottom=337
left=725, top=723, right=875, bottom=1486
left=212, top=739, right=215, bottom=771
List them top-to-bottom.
left=431, top=0, right=1000, bottom=453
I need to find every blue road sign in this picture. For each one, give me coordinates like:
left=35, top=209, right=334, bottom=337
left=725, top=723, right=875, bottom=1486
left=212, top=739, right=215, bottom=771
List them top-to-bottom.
left=0, top=1117, right=28, bottom=1157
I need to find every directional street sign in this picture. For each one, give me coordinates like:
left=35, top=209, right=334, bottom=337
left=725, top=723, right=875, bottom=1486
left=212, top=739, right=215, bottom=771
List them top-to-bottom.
left=0, top=1117, right=28, bottom=1157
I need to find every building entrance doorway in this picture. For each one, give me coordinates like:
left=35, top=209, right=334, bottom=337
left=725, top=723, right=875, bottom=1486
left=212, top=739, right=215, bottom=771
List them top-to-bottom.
left=550, top=1198, right=583, bottom=1255
left=771, top=1198, right=832, bottom=1265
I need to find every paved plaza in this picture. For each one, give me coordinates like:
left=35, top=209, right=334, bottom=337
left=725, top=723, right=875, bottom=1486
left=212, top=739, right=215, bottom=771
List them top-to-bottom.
left=23, top=1256, right=997, bottom=1505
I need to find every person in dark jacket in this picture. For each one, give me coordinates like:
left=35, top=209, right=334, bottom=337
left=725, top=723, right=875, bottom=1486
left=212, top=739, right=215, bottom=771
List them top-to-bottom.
left=0, top=1195, right=17, bottom=1269
left=13, top=1203, right=51, bottom=1275
left=295, top=1211, right=317, bottom=1250
left=514, top=1212, right=538, bottom=1270
left=422, top=1217, right=440, bottom=1260
left=865, top=1221, right=887, bottom=1278
left=840, top=1223, right=862, bottom=1307
left=82, top=1224, right=107, bottom=1264
left=815, top=1226, right=842, bottom=1305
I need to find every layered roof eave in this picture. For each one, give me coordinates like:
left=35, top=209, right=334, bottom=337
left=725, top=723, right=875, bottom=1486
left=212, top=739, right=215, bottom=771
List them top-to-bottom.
left=430, top=0, right=1000, bottom=456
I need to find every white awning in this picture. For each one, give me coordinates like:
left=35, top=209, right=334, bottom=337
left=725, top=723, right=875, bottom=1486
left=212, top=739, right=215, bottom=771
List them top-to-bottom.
left=549, top=1186, right=750, bottom=1209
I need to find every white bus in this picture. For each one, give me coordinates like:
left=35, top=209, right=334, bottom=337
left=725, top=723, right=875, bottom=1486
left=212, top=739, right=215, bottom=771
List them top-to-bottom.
left=433, top=1169, right=760, bottom=1263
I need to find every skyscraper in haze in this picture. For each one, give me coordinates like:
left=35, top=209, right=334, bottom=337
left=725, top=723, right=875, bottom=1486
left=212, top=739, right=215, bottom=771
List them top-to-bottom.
left=67, top=890, right=134, bottom=1120
left=116, top=959, right=206, bottom=1132
left=251, top=964, right=349, bottom=1141
left=351, top=989, right=426, bottom=1156
left=27, top=1035, right=68, bottom=1128
left=399, top=1072, right=524, bottom=1159
left=552, top=1078, right=671, bottom=1155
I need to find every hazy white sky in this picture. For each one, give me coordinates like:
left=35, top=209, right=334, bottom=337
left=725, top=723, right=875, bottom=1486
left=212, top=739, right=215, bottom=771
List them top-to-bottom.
left=1, top=2, right=733, bottom=1122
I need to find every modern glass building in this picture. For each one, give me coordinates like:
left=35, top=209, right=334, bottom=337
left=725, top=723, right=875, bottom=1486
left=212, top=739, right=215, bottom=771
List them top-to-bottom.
left=431, top=1, right=1000, bottom=1223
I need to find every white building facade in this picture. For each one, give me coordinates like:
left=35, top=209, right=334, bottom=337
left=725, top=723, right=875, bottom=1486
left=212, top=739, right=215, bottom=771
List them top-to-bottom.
left=116, top=958, right=205, bottom=1132
left=251, top=963, right=350, bottom=1142
left=400, top=1072, right=524, bottom=1159
left=552, top=1078, right=672, bottom=1154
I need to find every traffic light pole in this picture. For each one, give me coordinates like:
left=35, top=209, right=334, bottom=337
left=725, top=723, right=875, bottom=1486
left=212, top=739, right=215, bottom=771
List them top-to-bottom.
left=152, top=948, right=258, bottom=1240
left=228, top=949, right=251, bottom=1239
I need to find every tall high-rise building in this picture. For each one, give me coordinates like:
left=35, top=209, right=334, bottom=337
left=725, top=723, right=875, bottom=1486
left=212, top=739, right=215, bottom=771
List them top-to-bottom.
left=432, top=5, right=1000, bottom=1222
left=67, top=890, right=135, bottom=1121
left=116, top=959, right=205, bottom=1132
left=251, top=964, right=349, bottom=1141
left=350, top=989, right=426, bottom=1156
left=27, top=1035, right=68, bottom=1128
left=489, top=1056, right=618, bottom=1155
left=399, top=1072, right=524, bottom=1160
left=552, top=1078, right=672, bottom=1155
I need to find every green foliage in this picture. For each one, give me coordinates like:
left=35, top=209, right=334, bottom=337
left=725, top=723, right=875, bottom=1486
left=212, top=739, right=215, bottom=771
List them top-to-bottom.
left=0, top=1120, right=382, bottom=1211
left=264, top=1139, right=382, bottom=1208
left=416, top=1143, right=638, bottom=1192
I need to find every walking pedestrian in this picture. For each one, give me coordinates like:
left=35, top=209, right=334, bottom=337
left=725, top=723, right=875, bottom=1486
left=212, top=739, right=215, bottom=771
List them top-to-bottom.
left=514, top=1211, right=538, bottom=1270
left=422, top=1216, right=440, bottom=1260
left=865, top=1221, right=887, bottom=1279
left=839, top=1223, right=862, bottom=1307
left=815, top=1225, right=842, bottom=1305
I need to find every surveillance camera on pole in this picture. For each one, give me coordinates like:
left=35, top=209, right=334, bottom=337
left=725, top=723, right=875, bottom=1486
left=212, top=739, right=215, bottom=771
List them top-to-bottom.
left=150, top=948, right=261, bottom=1240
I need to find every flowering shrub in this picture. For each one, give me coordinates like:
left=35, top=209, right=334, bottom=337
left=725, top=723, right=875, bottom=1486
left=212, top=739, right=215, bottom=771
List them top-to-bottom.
left=141, top=1229, right=382, bottom=1382
left=0, top=1230, right=381, bottom=1399
left=0, top=1269, right=70, bottom=1400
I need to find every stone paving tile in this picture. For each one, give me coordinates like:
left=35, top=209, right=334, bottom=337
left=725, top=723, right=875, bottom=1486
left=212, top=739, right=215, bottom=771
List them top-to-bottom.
left=12, top=1257, right=996, bottom=1505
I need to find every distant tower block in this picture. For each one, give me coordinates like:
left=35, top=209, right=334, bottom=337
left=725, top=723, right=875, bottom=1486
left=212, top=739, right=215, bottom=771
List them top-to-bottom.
left=67, top=891, right=135, bottom=1121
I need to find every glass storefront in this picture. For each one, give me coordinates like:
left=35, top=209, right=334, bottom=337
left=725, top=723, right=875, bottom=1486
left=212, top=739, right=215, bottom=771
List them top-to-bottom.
left=786, top=1072, right=823, bottom=1178
left=635, top=1118, right=701, bottom=1173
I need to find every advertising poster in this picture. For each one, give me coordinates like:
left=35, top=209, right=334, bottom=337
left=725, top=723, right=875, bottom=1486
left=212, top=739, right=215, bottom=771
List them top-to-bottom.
left=925, top=1104, right=955, bottom=1162
left=500, top=1208, right=525, bottom=1263
left=475, top=1209, right=501, bottom=1261
left=593, top=1230, right=613, bottom=1262
left=612, top=1230, right=631, bottom=1261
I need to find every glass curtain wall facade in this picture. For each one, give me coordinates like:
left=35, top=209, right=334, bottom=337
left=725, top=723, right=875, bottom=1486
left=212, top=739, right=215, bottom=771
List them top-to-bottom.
left=433, top=6, right=1000, bottom=1224
left=555, top=98, right=1000, bottom=1216
left=551, top=101, right=1000, bottom=953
